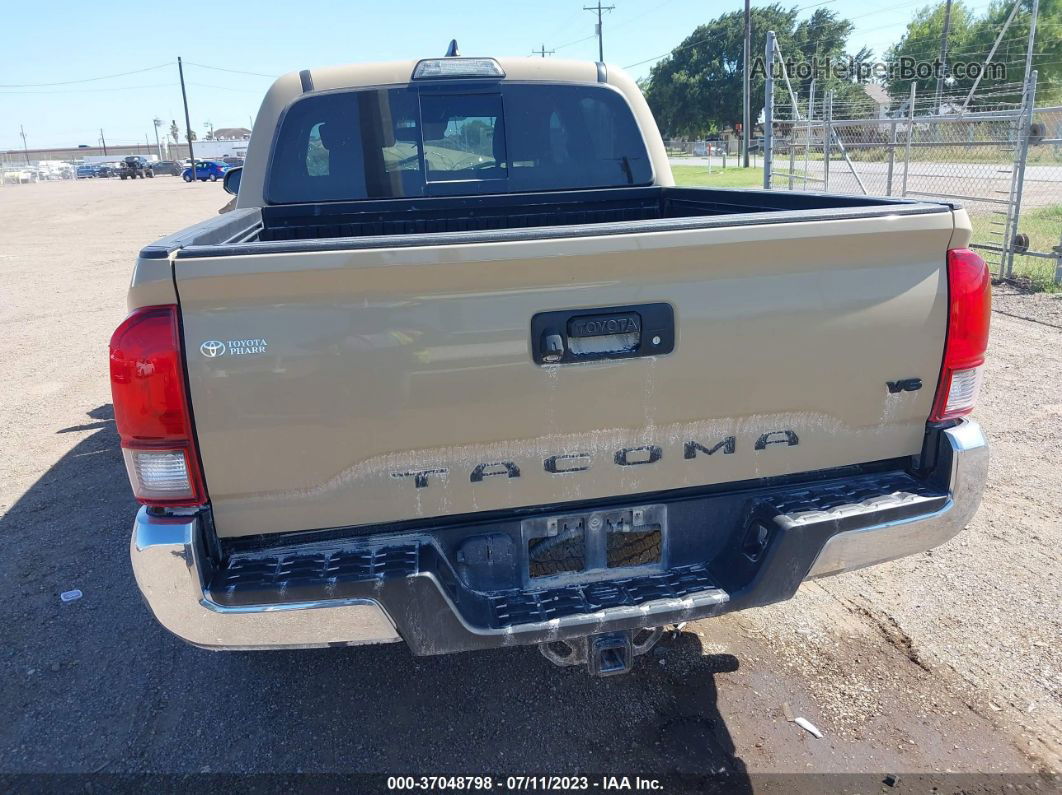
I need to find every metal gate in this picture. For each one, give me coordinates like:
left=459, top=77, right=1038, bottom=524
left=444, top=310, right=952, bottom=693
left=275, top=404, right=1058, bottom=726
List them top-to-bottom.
left=766, top=76, right=1061, bottom=287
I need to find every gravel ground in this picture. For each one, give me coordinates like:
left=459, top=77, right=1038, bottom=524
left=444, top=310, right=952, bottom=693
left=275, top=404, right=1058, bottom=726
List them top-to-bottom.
left=0, top=178, right=1058, bottom=785
left=993, top=286, right=1062, bottom=328
left=748, top=306, right=1062, bottom=771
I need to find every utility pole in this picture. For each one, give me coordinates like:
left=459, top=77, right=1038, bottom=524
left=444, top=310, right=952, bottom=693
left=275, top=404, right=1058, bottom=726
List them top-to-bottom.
left=743, top=0, right=751, bottom=167
left=934, top=0, right=953, bottom=114
left=583, top=1, right=615, bottom=63
left=763, top=31, right=775, bottom=189
left=531, top=44, right=555, bottom=58
left=178, top=56, right=196, bottom=177
left=153, top=118, right=163, bottom=160
left=19, top=125, right=29, bottom=164
left=99, top=129, right=108, bottom=155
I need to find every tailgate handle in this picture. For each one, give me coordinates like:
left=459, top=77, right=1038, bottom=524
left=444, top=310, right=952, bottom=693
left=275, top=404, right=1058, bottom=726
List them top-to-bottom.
left=531, top=303, right=674, bottom=365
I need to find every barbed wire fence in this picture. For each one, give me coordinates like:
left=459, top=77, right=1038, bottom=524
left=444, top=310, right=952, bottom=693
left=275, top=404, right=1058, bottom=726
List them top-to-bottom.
left=762, top=31, right=1062, bottom=290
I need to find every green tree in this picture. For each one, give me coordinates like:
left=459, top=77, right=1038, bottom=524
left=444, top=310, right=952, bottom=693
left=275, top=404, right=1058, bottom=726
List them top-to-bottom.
left=885, top=0, right=1062, bottom=108
left=965, top=0, right=1062, bottom=105
left=884, top=1, right=976, bottom=108
left=643, top=5, right=874, bottom=136
left=788, top=9, right=877, bottom=117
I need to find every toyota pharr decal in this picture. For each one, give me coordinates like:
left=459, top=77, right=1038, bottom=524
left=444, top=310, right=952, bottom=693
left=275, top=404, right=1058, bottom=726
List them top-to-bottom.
left=200, top=338, right=268, bottom=357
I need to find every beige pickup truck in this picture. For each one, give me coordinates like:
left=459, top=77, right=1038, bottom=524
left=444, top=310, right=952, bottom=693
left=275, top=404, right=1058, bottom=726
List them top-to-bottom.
left=111, top=54, right=990, bottom=675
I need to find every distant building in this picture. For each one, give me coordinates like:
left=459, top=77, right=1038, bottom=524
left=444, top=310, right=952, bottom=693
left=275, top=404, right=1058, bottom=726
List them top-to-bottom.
left=863, top=84, right=892, bottom=119
left=1, top=124, right=253, bottom=166
left=211, top=127, right=251, bottom=140
left=186, top=139, right=250, bottom=160
left=1, top=143, right=161, bottom=164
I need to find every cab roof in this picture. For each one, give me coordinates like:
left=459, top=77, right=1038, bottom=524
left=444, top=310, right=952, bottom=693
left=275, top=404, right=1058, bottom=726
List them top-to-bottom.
left=293, top=57, right=604, bottom=95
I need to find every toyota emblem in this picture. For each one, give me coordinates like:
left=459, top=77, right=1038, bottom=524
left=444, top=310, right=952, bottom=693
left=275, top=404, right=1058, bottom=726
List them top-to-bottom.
left=200, top=340, right=226, bottom=358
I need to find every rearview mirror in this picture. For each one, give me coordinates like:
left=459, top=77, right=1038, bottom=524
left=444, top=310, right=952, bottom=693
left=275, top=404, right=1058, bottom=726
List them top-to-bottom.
left=223, top=166, right=242, bottom=196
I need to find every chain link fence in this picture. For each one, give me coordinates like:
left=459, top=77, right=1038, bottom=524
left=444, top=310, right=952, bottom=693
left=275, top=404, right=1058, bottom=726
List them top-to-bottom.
left=763, top=51, right=1061, bottom=289
left=1015, top=105, right=1062, bottom=287
left=663, top=137, right=750, bottom=166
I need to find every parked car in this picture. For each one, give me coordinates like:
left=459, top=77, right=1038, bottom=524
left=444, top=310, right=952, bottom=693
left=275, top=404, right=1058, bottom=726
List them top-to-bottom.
left=116, top=54, right=990, bottom=676
left=221, top=156, right=245, bottom=167
left=152, top=160, right=183, bottom=176
left=182, top=160, right=228, bottom=182
left=35, top=161, right=73, bottom=180
left=96, top=163, right=121, bottom=178
left=76, top=164, right=98, bottom=179
left=3, top=168, right=36, bottom=184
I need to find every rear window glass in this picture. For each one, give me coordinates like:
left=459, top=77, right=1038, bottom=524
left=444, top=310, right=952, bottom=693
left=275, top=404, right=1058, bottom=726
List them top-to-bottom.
left=266, top=83, right=652, bottom=203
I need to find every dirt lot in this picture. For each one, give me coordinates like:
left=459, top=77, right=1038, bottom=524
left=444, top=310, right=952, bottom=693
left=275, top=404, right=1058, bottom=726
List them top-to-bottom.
left=0, top=178, right=1059, bottom=787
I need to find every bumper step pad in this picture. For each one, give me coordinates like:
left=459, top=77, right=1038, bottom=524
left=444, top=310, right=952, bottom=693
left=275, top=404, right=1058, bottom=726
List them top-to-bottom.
left=762, top=473, right=945, bottom=529
left=213, top=544, right=419, bottom=606
left=487, top=564, right=722, bottom=626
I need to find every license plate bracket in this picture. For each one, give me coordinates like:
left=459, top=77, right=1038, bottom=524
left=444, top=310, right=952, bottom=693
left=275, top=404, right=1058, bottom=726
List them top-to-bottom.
left=522, top=504, right=667, bottom=583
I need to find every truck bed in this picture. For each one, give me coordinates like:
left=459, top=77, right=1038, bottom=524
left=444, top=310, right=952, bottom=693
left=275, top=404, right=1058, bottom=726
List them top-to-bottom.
left=140, top=186, right=951, bottom=259
left=254, top=187, right=915, bottom=243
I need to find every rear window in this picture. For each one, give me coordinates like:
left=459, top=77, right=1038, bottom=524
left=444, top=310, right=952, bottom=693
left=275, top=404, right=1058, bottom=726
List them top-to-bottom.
left=266, top=83, right=652, bottom=203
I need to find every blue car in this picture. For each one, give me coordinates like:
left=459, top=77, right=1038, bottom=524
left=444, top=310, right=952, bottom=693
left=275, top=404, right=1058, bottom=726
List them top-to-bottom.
left=182, top=160, right=228, bottom=182
left=76, top=164, right=98, bottom=179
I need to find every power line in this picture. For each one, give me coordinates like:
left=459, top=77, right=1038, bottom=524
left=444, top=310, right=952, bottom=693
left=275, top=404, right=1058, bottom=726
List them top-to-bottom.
left=549, top=0, right=679, bottom=60
left=610, top=0, right=679, bottom=32
left=859, top=6, right=1035, bottom=49
left=539, top=9, right=584, bottom=43
left=623, top=31, right=714, bottom=70
left=554, top=33, right=598, bottom=51
left=0, top=57, right=279, bottom=95
left=182, top=61, right=279, bottom=78
left=0, top=63, right=172, bottom=88
left=187, top=82, right=263, bottom=93
left=0, top=83, right=173, bottom=95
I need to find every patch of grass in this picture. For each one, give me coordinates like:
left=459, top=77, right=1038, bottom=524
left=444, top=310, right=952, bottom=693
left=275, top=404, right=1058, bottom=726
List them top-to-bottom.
left=776, top=144, right=1062, bottom=166
left=672, top=161, right=1059, bottom=292
left=671, top=165, right=765, bottom=188
left=970, top=204, right=1061, bottom=292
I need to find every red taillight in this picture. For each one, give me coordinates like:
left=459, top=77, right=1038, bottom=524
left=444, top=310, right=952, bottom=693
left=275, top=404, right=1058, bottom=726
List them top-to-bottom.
left=929, top=249, right=991, bottom=422
left=109, top=305, right=206, bottom=506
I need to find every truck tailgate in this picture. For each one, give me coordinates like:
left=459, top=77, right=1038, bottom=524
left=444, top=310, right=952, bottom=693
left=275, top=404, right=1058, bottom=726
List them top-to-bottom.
left=173, top=211, right=952, bottom=538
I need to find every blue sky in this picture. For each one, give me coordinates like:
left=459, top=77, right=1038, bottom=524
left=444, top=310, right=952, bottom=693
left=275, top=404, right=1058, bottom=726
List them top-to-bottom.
left=1, top=0, right=996, bottom=150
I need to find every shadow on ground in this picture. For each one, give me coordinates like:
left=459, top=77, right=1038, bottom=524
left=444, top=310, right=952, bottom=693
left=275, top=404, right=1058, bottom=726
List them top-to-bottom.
left=0, top=406, right=750, bottom=786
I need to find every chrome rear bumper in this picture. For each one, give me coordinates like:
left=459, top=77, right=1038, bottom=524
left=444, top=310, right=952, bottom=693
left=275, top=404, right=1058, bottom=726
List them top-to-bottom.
left=806, top=418, right=988, bottom=578
left=130, top=420, right=987, bottom=651
left=130, top=513, right=400, bottom=650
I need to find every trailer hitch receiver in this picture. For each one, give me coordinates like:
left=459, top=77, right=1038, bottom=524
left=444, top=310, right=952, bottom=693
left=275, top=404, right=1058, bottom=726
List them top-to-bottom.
left=539, top=627, right=663, bottom=676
